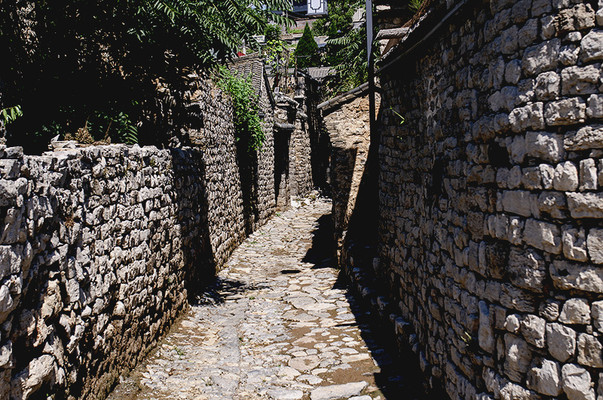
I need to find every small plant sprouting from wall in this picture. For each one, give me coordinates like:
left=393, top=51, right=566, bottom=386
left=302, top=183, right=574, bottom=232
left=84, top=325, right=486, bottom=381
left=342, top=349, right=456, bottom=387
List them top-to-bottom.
left=216, top=66, right=265, bottom=152
left=0, top=105, right=23, bottom=125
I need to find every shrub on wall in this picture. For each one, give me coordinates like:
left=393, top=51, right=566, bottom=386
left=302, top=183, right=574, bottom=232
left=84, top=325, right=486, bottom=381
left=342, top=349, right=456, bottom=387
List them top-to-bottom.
left=216, top=66, right=265, bottom=151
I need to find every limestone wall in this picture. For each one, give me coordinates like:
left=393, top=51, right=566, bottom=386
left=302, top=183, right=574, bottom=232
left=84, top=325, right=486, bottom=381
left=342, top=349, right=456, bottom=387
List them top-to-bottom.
left=351, top=0, right=603, bottom=398
left=0, top=73, right=316, bottom=398
left=323, top=92, right=379, bottom=257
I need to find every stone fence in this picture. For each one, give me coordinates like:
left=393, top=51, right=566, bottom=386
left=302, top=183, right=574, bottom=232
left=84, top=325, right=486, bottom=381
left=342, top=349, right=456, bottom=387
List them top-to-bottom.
left=338, top=0, right=603, bottom=398
left=0, top=73, right=316, bottom=398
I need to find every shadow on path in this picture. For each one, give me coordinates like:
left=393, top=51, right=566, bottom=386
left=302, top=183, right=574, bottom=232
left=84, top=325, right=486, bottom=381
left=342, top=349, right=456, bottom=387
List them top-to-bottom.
left=302, top=210, right=431, bottom=399
left=302, top=213, right=337, bottom=269
left=192, top=277, right=266, bottom=306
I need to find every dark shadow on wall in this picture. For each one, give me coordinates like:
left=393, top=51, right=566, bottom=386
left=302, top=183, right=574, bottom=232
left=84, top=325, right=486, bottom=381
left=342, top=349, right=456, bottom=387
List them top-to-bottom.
left=274, top=129, right=291, bottom=209
left=235, top=136, right=260, bottom=236
left=330, top=146, right=357, bottom=250
left=169, top=148, right=216, bottom=292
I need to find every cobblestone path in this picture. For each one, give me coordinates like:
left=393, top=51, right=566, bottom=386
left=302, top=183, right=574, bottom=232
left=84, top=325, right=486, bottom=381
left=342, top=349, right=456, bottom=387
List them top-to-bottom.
left=108, top=198, right=425, bottom=400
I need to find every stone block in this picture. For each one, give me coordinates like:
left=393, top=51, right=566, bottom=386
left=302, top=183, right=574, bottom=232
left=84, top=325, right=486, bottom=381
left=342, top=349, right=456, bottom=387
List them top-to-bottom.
left=541, top=15, right=556, bottom=39
left=518, top=19, right=539, bottom=49
left=500, top=25, right=519, bottom=54
left=580, top=29, right=603, bottom=61
left=522, top=39, right=560, bottom=76
left=560, top=44, right=580, bottom=65
left=505, top=60, right=522, bottom=84
left=561, top=65, right=601, bottom=95
left=534, top=72, right=560, bottom=101
left=586, top=94, right=603, bottom=118
left=544, top=98, right=586, bottom=126
left=509, top=103, right=545, bottom=132
left=564, top=125, right=603, bottom=151
left=525, top=131, right=564, bottom=162
left=579, top=159, right=597, bottom=190
left=539, top=164, right=555, bottom=189
left=521, top=167, right=542, bottom=189
left=501, top=190, right=534, bottom=217
left=538, top=191, right=567, bottom=218
left=567, top=192, right=603, bottom=218
left=523, top=218, right=561, bottom=254
left=562, top=227, right=588, bottom=261
left=587, top=228, right=603, bottom=263
left=508, top=247, right=546, bottom=292
left=550, top=260, right=603, bottom=293
left=559, top=298, right=591, bottom=324
left=540, top=300, right=561, bottom=321
left=479, top=301, right=495, bottom=353
left=592, top=301, right=603, bottom=333
left=505, top=314, right=521, bottom=333
left=521, top=315, right=546, bottom=348
left=547, top=323, right=576, bottom=362
left=504, top=333, right=532, bottom=382
left=577, top=333, right=603, bottom=368
left=527, top=358, right=562, bottom=396
left=561, top=363, right=596, bottom=400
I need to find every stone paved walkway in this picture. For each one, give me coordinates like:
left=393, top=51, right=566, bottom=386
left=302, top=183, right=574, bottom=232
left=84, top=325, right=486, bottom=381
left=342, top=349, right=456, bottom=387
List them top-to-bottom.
left=108, top=198, right=425, bottom=400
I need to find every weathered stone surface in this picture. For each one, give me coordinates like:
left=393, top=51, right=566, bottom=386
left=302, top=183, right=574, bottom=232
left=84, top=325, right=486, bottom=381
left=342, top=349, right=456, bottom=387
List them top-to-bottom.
left=580, top=30, right=603, bottom=61
left=522, top=39, right=560, bottom=76
left=561, top=65, right=601, bottom=95
left=534, top=72, right=560, bottom=101
left=587, top=94, right=603, bottom=118
left=544, top=98, right=586, bottom=126
left=509, top=103, right=545, bottom=132
left=564, top=125, right=603, bottom=150
left=525, top=131, right=564, bottom=162
left=579, top=159, right=597, bottom=190
left=553, top=161, right=579, bottom=191
left=567, top=192, right=603, bottom=218
left=523, top=219, right=561, bottom=253
left=562, top=227, right=588, bottom=261
left=587, top=228, right=603, bottom=263
left=508, top=248, right=546, bottom=292
left=550, top=260, right=603, bottom=293
left=559, top=298, right=591, bottom=324
left=479, top=301, right=495, bottom=353
left=594, top=301, right=603, bottom=333
left=521, top=315, right=546, bottom=348
left=546, top=323, right=576, bottom=362
left=577, top=333, right=603, bottom=368
left=504, top=334, right=532, bottom=382
left=11, top=354, right=56, bottom=399
left=527, top=359, right=562, bottom=396
left=561, top=364, right=595, bottom=400
left=310, top=382, right=368, bottom=400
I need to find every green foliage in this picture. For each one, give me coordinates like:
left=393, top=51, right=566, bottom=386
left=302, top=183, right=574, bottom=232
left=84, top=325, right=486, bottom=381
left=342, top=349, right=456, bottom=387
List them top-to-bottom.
left=0, top=0, right=291, bottom=151
left=409, top=0, right=425, bottom=12
left=264, top=24, right=281, bottom=42
left=294, top=25, right=319, bottom=69
left=216, top=67, right=265, bottom=152
left=0, top=105, right=23, bottom=126
left=88, top=111, right=139, bottom=145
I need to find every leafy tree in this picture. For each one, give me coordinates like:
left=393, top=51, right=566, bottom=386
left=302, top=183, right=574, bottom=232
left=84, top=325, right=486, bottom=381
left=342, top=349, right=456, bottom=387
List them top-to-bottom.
left=0, top=0, right=291, bottom=152
left=294, top=25, right=319, bottom=69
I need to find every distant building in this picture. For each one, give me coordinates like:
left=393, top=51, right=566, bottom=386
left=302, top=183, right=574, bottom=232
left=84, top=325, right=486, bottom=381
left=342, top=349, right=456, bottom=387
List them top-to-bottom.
left=292, top=0, right=328, bottom=16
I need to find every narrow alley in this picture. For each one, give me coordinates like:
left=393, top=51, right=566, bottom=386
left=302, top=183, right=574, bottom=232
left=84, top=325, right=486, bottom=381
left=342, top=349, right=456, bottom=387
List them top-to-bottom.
left=107, top=198, right=426, bottom=400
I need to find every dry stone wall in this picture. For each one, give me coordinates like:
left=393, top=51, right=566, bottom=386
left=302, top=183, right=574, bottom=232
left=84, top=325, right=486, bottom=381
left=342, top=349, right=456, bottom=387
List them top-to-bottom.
left=353, top=0, right=603, bottom=398
left=0, top=74, right=316, bottom=399
left=322, top=92, right=379, bottom=257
